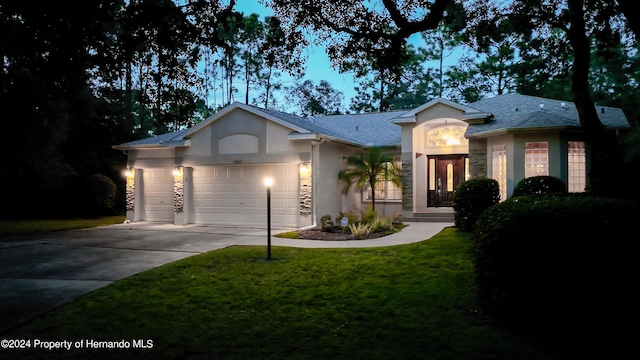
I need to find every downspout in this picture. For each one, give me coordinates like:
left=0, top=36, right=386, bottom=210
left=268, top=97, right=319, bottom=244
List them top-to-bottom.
left=298, top=138, right=326, bottom=230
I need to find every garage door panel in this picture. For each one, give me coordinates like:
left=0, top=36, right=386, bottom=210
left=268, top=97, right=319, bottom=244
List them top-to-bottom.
left=193, top=164, right=298, bottom=228
left=142, top=169, right=174, bottom=222
left=214, top=183, right=227, bottom=192
left=243, top=183, right=257, bottom=192
left=273, top=199, right=288, bottom=209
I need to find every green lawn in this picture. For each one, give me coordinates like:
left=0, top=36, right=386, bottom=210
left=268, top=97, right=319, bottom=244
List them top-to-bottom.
left=0, top=216, right=125, bottom=238
left=2, top=227, right=561, bottom=360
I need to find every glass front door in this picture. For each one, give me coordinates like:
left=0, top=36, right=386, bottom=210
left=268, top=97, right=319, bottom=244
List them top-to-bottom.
left=427, top=155, right=466, bottom=207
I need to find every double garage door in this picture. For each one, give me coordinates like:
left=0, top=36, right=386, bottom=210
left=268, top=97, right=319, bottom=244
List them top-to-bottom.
left=142, top=165, right=299, bottom=228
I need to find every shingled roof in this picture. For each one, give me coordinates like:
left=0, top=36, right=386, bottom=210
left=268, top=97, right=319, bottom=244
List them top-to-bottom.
left=465, top=93, right=630, bottom=137
left=113, top=94, right=630, bottom=150
left=114, top=102, right=403, bottom=149
left=311, top=111, right=405, bottom=147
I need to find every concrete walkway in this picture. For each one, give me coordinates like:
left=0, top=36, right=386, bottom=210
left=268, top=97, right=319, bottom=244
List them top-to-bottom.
left=0, top=221, right=453, bottom=334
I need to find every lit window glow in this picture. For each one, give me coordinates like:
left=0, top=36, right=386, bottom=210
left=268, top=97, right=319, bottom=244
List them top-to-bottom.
left=568, top=141, right=586, bottom=192
left=525, top=142, right=548, bottom=178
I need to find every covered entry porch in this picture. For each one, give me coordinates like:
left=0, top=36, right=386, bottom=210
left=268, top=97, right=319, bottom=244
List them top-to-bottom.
left=393, top=98, right=476, bottom=220
left=412, top=120, right=469, bottom=212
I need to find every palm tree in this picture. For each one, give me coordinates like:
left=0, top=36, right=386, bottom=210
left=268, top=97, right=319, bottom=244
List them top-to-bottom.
left=337, top=147, right=402, bottom=212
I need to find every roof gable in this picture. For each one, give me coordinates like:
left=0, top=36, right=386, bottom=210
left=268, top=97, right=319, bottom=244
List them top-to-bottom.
left=393, top=98, right=490, bottom=124
left=183, top=102, right=311, bottom=138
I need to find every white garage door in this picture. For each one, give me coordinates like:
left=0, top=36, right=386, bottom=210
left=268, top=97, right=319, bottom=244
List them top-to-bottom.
left=192, top=165, right=299, bottom=228
left=142, top=168, right=174, bottom=222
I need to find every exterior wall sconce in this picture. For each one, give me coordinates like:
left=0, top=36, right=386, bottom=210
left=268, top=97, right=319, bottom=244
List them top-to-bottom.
left=173, top=166, right=182, bottom=177
left=124, top=167, right=134, bottom=177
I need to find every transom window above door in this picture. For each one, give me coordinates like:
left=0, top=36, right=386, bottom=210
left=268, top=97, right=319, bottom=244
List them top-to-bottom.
left=426, top=123, right=469, bottom=146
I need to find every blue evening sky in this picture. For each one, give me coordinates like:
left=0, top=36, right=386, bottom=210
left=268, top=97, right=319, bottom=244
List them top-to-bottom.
left=228, top=1, right=460, bottom=112
left=233, top=1, right=359, bottom=110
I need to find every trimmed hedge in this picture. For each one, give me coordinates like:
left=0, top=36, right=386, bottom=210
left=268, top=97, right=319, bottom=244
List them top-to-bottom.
left=512, top=175, right=566, bottom=196
left=452, top=178, right=500, bottom=232
left=471, top=194, right=636, bottom=354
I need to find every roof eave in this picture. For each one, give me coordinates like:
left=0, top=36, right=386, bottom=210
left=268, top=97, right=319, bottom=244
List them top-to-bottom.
left=461, top=112, right=493, bottom=124
left=392, top=117, right=416, bottom=124
left=466, top=126, right=577, bottom=139
left=287, top=132, right=361, bottom=146
left=111, top=139, right=189, bottom=151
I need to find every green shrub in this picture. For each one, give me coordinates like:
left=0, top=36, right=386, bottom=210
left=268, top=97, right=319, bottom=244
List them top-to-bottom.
left=78, top=174, right=117, bottom=216
left=512, top=175, right=566, bottom=197
left=452, top=178, right=500, bottom=232
left=472, top=194, right=637, bottom=351
left=360, top=207, right=377, bottom=224
left=320, top=214, right=334, bottom=232
left=370, top=217, right=394, bottom=233
left=348, top=222, right=372, bottom=239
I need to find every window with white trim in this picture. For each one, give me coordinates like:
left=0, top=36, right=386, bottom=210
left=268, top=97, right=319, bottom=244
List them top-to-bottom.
left=568, top=141, right=586, bottom=192
left=525, top=142, right=548, bottom=178
left=492, top=144, right=507, bottom=201
left=366, top=162, right=402, bottom=201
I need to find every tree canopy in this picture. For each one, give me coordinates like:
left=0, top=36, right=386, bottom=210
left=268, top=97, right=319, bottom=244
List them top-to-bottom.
left=0, top=0, right=309, bottom=218
left=2, top=0, right=640, bottom=218
left=266, top=0, right=457, bottom=81
left=269, top=0, right=640, bottom=196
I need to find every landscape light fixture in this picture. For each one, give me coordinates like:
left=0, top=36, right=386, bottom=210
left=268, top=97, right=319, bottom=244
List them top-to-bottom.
left=264, top=177, right=273, bottom=260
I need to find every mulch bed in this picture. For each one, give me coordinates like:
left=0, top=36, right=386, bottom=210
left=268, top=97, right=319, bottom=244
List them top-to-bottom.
left=297, top=230, right=388, bottom=241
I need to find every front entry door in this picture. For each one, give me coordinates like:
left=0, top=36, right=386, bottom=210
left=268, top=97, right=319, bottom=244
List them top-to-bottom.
left=428, top=155, right=466, bottom=207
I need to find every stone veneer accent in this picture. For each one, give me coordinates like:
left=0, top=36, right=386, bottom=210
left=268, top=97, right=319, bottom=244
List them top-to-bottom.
left=468, top=139, right=487, bottom=179
left=401, top=159, right=413, bottom=212
left=299, top=164, right=312, bottom=215
left=174, top=170, right=184, bottom=213
left=125, top=172, right=135, bottom=211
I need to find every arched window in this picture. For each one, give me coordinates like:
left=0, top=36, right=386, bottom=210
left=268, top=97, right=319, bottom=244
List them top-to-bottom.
left=426, top=123, right=468, bottom=146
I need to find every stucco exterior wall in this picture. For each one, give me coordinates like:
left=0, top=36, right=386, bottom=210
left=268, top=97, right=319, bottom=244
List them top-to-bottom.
left=415, top=103, right=466, bottom=122
left=175, top=109, right=310, bottom=167
left=484, top=131, right=583, bottom=198
left=512, top=132, right=562, bottom=182
left=314, top=142, right=358, bottom=223
left=317, top=143, right=403, bottom=221
left=127, top=148, right=176, bottom=168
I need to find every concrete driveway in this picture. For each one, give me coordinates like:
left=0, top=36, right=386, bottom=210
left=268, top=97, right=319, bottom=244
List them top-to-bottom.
left=0, top=221, right=451, bottom=334
left=0, top=223, right=273, bottom=334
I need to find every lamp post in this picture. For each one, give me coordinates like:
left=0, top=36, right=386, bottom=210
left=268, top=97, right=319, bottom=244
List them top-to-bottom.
left=264, top=177, right=273, bottom=260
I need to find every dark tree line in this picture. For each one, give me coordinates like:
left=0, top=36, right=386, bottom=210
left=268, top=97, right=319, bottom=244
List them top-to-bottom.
left=0, top=0, right=307, bottom=218
left=2, top=0, right=640, bottom=218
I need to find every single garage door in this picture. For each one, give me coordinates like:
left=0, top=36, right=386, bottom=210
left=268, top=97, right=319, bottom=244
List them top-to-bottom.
left=192, top=165, right=299, bottom=228
left=142, top=168, right=174, bottom=222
